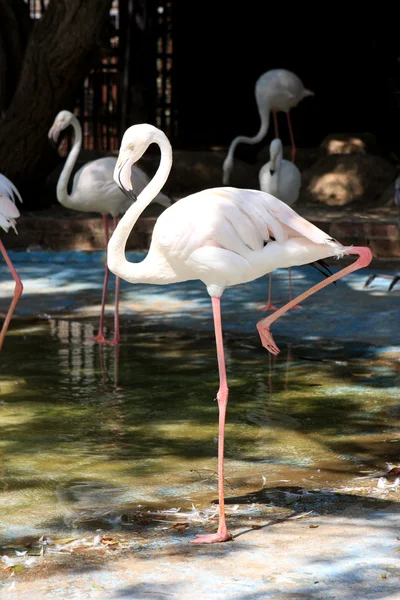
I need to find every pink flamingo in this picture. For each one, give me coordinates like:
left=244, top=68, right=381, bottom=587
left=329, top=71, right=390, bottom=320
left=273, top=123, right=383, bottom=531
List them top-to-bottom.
left=108, top=123, right=372, bottom=544
left=0, top=174, right=23, bottom=351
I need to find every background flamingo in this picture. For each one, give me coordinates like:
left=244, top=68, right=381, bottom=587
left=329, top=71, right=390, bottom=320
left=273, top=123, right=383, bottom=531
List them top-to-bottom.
left=222, top=68, right=313, bottom=185
left=48, top=110, right=172, bottom=345
left=108, top=123, right=372, bottom=544
left=259, top=138, right=301, bottom=310
left=0, top=174, right=23, bottom=351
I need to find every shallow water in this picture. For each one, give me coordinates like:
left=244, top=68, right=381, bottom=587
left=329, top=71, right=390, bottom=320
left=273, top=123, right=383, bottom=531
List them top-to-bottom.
left=1, top=317, right=399, bottom=540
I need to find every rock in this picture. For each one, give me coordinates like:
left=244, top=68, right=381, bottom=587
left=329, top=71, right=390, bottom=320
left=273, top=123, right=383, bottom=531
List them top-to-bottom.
left=320, top=132, right=379, bottom=156
left=301, top=153, right=397, bottom=207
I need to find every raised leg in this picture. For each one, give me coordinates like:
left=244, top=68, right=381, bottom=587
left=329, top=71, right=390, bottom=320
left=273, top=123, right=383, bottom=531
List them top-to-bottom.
left=273, top=111, right=279, bottom=139
left=286, top=112, right=296, bottom=163
left=91, top=214, right=110, bottom=344
left=106, top=216, right=121, bottom=346
left=0, top=239, right=23, bottom=351
left=257, top=247, right=372, bottom=356
left=258, top=273, right=278, bottom=312
left=191, top=297, right=233, bottom=544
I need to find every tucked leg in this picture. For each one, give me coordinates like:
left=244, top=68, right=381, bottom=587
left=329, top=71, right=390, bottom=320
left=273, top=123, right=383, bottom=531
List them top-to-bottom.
left=0, top=239, right=23, bottom=351
left=191, top=297, right=233, bottom=544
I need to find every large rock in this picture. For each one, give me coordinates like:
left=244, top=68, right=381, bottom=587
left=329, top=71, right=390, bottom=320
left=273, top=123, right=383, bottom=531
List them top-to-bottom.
left=320, top=132, right=379, bottom=156
left=301, top=153, right=396, bottom=207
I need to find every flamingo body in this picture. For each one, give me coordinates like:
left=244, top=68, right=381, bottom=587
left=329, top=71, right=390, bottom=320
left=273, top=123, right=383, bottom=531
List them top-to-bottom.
left=48, top=111, right=171, bottom=215
left=149, top=187, right=344, bottom=296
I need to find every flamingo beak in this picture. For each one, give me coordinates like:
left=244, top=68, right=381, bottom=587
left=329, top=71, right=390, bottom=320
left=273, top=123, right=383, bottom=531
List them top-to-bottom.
left=48, top=124, right=61, bottom=148
left=116, top=158, right=137, bottom=203
left=269, top=169, right=275, bottom=176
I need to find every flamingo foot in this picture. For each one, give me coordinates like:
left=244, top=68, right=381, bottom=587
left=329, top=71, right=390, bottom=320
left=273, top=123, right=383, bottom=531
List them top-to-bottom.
left=258, top=302, right=279, bottom=312
left=289, top=303, right=303, bottom=310
left=256, top=322, right=280, bottom=355
left=90, top=333, right=109, bottom=344
left=105, top=337, right=120, bottom=346
left=190, top=531, right=233, bottom=544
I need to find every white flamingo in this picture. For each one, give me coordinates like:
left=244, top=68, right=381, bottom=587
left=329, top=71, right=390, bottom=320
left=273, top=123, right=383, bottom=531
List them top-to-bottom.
left=222, top=68, right=313, bottom=184
left=48, top=110, right=172, bottom=345
left=107, top=123, right=372, bottom=544
left=258, top=137, right=301, bottom=310
left=0, top=174, right=23, bottom=351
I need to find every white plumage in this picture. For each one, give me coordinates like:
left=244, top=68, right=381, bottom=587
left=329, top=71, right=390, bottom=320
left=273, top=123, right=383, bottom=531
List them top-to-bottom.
left=48, top=110, right=171, bottom=215
left=259, top=138, right=301, bottom=206
left=0, top=173, right=23, bottom=351
left=0, top=174, right=22, bottom=232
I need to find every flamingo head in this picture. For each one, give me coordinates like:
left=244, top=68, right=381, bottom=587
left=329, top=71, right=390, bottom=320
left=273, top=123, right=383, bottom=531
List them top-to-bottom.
left=48, top=110, right=76, bottom=146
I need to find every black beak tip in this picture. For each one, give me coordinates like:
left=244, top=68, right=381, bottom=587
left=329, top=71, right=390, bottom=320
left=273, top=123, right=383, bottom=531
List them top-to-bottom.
left=49, top=136, right=57, bottom=149
left=270, top=169, right=275, bottom=176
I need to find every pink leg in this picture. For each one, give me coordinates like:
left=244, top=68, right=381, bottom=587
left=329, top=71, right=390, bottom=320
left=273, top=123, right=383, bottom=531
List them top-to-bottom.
left=273, top=111, right=279, bottom=139
left=286, top=112, right=296, bottom=163
left=91, top=214, right=110, bottom=344
left=106, top=216, right=121, bottom=346
left=0, top=239, right=23, bottom=351
left=257, top=247, right=372, bottom=356
left=288, top=268, right=302, bottom=310
left=258, top=273, right=278, bottom=312
left=191, top=297, right=233, bottom=544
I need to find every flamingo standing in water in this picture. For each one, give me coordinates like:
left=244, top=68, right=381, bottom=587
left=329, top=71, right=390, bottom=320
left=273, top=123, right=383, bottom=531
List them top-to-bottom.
left=222, top=68, right=313, bottom=185
left=48, top=110, right=172, bottom=345
left=107, top=123, right=372, bottom=544
left=258, top=138, right=301, bottom=310
left=0, top=174, right=23, bottom=351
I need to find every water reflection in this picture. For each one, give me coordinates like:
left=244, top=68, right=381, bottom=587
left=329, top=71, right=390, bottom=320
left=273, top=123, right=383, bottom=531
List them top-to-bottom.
left=0, top=318, right=399, bottom=540
left=48, top=318, right=120, bottom=390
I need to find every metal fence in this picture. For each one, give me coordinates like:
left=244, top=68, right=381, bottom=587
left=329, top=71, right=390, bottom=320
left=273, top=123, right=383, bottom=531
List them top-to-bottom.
left=25, top=0, right=176, bottom=153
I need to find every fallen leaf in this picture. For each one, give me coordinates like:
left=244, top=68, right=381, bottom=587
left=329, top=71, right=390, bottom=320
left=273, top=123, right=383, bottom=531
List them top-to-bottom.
left=352, top=373, right=372, bottom=377
left=169, top=523, right=189, bottom=531
left=251, top=524, right=262, bottom=530
left=309, top=524, right=319, bottom=529
left=51, top=538, right=78, bottom=545
left=6, top=565, right=25, bottom=573
left=381, top=573, right=387, bottom=579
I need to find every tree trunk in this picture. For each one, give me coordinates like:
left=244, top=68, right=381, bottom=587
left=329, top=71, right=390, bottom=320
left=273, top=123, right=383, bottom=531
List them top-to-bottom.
left=0, top=0, right=113, bottom=208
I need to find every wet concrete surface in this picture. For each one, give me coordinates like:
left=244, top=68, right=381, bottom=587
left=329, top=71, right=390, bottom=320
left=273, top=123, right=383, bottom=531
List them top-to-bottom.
left=0, top=251, right=399, bottom=599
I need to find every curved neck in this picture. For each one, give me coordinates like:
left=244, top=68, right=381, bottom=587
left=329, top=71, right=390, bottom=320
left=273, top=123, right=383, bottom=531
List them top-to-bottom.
left=223, top=101, right=271, bottom=183
left=56, top=116, right=82, bottom=208
left=107, top=132, right=173, bottom=283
